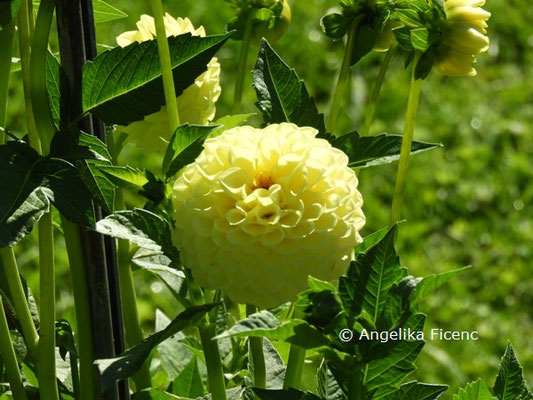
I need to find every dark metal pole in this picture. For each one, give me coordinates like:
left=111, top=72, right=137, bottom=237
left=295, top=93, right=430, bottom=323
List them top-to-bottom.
left=55, top=0, right=126, bottom=398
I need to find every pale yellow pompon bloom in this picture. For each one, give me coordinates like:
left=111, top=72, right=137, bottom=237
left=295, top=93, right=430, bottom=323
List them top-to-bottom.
left=435, top=0, right=491, bottom=77
left=116, top=14, right=221, bottom=153
left=172, top=123, right=365, bottom=308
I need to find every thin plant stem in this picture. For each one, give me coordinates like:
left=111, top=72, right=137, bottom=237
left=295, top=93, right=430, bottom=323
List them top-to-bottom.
left=17, top=0, right=41, bottom=153
left=29, top=0, right=56, bottom=155
left=150, top=0, right=180, bottom=133
left=232, top=13, right=253, bottom=114
left=327, top=17, right=362, bottom=134
left=0, top=22, right=16, bottom=144
left=360, top=44, right=397, bottom=137
left=389, top=53, right=423, bottom=225
left=115, top=189, right=152, bottom=390
left=36, top=212, right=59, bottom=400
left=61, top=218, right=97, bottom=400
left=0, top=248, right=39, bottom=354
left=0, top=297, right=29, bottom=400
left=246, top=304, right=266, bottom=389
left=199, top=323, right=227, bottom=400
left=283, top=344, right=306, bottom=389
left=69, top=352, right=80, bottom=400
left=348, top=366, right=365, bottom=400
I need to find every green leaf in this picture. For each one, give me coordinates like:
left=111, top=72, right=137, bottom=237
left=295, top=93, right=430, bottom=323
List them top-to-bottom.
left=0, top=0, right=21, bottom=30
left=92, top=0, right=127, bottom=23
left=321, top=13, right=348, bottom=40
left=350, top=22, right=380, bottom=66
left=410, top=28, right=430, bottom=51
left=82, top=33, right=231, bottom=125
left=253, top=40, right=326, bottom=134
left=46, top=51, right=61, bottom=128
left=210, top=113, right=256, bottom=137
left=163, top=124, right=220, bottom=178
left=330, top=132, right=441, bottom=168
left=80, top=159, right=116, bottom=213
left=98, top=165, right=149, bottom=190
left=94, top=208, right=179, bottom=264
left=339, top=225, right=405, bottom=322
left=354, top=226, right=390, bottom=255
left=410, top=266, right=470, bottom=307
left=95, top=303, right=216, bottom=391
left=214, top=311, right=328, bottom=349
left=365, top=314, right=426, bottom=394
left=263, top=338, right=286, bottom=389
left=493, top=342, right=527, bottom=400
left=172, top=357, right=204, bottom=398
left=317, top=360, right=345, bottom=400
left=454, top=379, right=496, bottom=400
left=388, top=381, right=448, bottom=400
left=253, top=388, right=322, bottom=400
left=131, top=390, right=183, bottom=400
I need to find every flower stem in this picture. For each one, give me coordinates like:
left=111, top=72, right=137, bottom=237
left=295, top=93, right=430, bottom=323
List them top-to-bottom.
left=17, top=0, right=41, bottom=153
left=29, top=0, right=56, bottom=155
left=150, top=0, right=180, bottom=133
left=232, top=13, right=253, bottom=114
left=327, top=17, right=361, bottom=134
left=0, top=22, right=15, bottom=144
left=360, top=44, right=397, bottom=137
left=389, top=53, right=423, bottom=225
left=115, top=189, right=152, bottom=391
left=36, top=212, right=59, bottom=400
left=61, top=218, right=96, bottom=400
left=0, top=248, right=39, bottom=354
left=0, top=297, right=28, bottom=400
left=246, top=304, right=266, bottom=389
left=199, top=322, right=227, bottom=400
left=283, top=343, right=306, bottom=389
left=349, top=366, right=365, bottom=400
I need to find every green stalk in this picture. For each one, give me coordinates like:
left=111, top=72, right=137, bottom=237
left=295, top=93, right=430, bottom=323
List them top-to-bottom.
left=17, top=0, right=41, bottom=153
left=29, top=0, right=56, bottom=155
left=149, top=0, right=180, bottom=133
left=232, top=13, right=253, bottom=114
left=327, top=17, right=361, bottom=134
left=0, top=22, right=15, bottom=144
left=360, top=44, right=396, bottom=137
left=389, top=53, right=422, bottom=225
left=115, top=190, right=152, bottom=391
left=36, top=212, right=59, bottom=399
left=61, top=218, right=96, bottom=400
left=0, top=248, right=39, bottom=354
left=0, top=297, right=28, bottom=400
left=246, top=304, right=266, bottom=389
left=199, top=323, right=227, bottom=400
left=283, top=344, right=306, bottom=389
left=349, top=367, right=365, bottom=400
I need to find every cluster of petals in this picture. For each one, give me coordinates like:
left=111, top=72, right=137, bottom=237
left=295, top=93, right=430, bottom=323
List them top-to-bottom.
left=435, top=0, right=491, bottom=77
left=116, top=14, right=221, bottom=153
left=172, top=123, right=365, bottom=308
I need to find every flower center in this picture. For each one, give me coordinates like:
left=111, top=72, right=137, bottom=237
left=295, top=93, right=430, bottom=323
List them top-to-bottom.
left=252, top=170, right=274, bottom=190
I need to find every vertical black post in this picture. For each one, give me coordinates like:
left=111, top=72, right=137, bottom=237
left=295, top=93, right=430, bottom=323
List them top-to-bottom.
left=55, top=0, right=126, bottom=399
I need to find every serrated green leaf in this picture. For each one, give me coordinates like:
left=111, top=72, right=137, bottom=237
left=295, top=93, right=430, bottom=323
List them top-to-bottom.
left=0, top=0, right=21, bottom=30
left=92, top=0, right=127, bottom=23
left=321, top=13, right=348, bottom=40
left=82, top=33, right=231, bottom=125
left=253, top=40, right=326, bottom=133
left=46, top=51, right=61, bottom=128
left=210, top=113, right=256, bottom=137
left=163, top=124, right=219, bottom=178
left=330, top=132, right=441, bottom=168
left=80, top=159, right=116, bottom=213
left=98, top=165, right=149, bottom=189
left=339, top=225, right=406, bottom=322
left=354, top=226, right=390, bottom=255
left=410, top=266, right=470, bottom=307
left=380, top=276, right=420, bottom=330
left=95, top=303, right=216, bottom=391
left=215, top=311, right=328, bottom=349
left=263, top=338, right=286, bottom=389
left=494, top=342, right=527, bottom=400
left=172, top=357, right=204, bottom=398
left=317, top=360, right=345, bottom=400
left=453, top=379, right=495, bottom=400
left=388, top=381, right=448, bottom=400
left=253, top=388, right=322, bottom=400
left=131, top=389, right=183, bottom=399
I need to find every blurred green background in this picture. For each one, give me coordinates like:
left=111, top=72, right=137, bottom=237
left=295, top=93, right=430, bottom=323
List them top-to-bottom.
left=5, top=0, right=533, bottom=397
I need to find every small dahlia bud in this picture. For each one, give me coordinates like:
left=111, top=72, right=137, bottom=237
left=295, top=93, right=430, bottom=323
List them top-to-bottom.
left=435, top=0, right=491, bottom=77
left=116, top=14, right=221, bottom=153
left=373, top=20, right=403, bottom=52
left=172, top=123, right=365, bottom=308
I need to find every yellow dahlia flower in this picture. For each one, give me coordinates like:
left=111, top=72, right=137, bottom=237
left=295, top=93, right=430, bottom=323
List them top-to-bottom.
left=435, top=0, right=490, bottom=77
left=116, top=14, right=221, bottom=153
left=172, top=123, right=365, bottom=308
